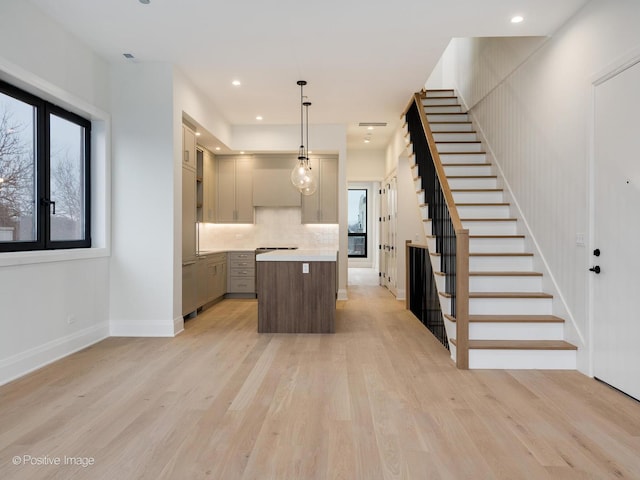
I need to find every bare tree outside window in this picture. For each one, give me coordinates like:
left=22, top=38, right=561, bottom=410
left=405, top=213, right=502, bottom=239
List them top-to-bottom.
left=0, top=100, right=36, bottom=242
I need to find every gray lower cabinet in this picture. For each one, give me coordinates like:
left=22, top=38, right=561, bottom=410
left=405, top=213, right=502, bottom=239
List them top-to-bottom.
left=227, top=251, right=256, bottom=297
left=197, top=252, right=227, bottom=308
left=182, top=261, right=198, bottom=316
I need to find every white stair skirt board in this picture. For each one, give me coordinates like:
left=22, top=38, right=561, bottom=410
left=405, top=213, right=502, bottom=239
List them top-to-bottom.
left=424, top=90, right=455, bottom=98
left=422, top=97, right=459, bottom=106
left=424, top=105, right=463, bottom=114
left=427, top=113, right=469, bottom=123
left=430, top=122, right=475, bottom=133
left=433, top=132, right=478, bottom=142
left=436, top=142, right=484, bottom=153
left=443, top=164, right=493, bottom=176
left=447, top=176, right=497, bottom=189
left=452, top=190, right=505, bottom=203
left=456, top=204, right=511, bottom=218
left=461, top=219, right=518, bottom=235
left=468, top=236, right=525, bottom=253
left=468, top=254, right=533, bottom=271
left=469, top=274, right=542, bottom=292
left=469, top=296, right=552, bottom=315
left=469, top=322, right=564, bottom=341
left=468, top=349, right=576, bottom=370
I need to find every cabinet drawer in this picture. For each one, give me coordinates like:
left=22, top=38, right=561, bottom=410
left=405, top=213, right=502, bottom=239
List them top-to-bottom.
left=228, top=251, right=255, bottom=262
left=229, top=260, right=254, bottom=268
left=230, top=268, right=255, bottom=277
left=229, top=277, right=255, bottom=293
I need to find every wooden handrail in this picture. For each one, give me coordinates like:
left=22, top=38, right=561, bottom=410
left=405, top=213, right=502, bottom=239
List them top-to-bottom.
left=404, top=92, right=470, bottom=370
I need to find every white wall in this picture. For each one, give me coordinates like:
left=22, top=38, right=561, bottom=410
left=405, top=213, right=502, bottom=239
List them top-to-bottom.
left=0, top=0, right=111, bottom=385
left=430, top=0, right=640, bottom=373
left=346, top=149, right=386, bottom=181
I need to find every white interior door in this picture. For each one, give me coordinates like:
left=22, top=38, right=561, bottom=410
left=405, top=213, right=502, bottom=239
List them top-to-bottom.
left=593, top=60, right=640, bottom=400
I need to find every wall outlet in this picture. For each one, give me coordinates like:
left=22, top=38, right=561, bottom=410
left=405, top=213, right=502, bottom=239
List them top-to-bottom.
left=575, top=233, right=585, bottom=246
left=302, top=263, right=309, bottom=274
left=67, top=315, right=76, bottom=325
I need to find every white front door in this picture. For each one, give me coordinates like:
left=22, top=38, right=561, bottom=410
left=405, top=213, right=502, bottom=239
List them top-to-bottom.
left=593, top=59, right=640, bottom=400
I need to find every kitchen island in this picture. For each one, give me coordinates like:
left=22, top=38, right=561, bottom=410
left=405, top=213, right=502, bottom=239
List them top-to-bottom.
left=256, top=249, right=337, bottom=333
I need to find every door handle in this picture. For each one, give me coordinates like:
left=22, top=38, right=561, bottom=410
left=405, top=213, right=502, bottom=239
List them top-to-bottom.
left=589, top=265, right=601, bottom=274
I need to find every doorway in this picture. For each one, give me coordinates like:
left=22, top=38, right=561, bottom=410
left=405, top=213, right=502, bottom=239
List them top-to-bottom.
left=592, top=58, right=640, bottom=401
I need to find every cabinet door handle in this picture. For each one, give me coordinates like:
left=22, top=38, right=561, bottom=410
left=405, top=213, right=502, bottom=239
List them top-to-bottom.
left=184, top=150, right=189, bottom=163
left=182, top=261, right=196, bottom=266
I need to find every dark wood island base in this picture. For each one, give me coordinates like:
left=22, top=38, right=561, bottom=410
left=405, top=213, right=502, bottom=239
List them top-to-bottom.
left=256, top=251, right=337, bottom=333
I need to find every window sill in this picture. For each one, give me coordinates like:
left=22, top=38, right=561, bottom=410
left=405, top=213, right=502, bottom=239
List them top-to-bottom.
left=0, top=247, right=109, bottom=268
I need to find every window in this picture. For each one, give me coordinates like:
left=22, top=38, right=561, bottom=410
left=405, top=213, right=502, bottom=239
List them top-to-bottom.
left=0, top=80, right=91, bottom=252
left=348, top=189, right=367, bottom=258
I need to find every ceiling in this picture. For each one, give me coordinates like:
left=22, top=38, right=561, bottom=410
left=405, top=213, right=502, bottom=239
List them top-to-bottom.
left=29, top=0, right=588, bottom=152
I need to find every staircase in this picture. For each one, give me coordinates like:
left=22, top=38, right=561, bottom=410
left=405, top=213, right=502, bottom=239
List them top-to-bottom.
left=406, top=89, right=577, bottom=369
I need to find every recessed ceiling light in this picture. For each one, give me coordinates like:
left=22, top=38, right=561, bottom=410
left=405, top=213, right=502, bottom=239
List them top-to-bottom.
left=511, top=15, right=524, bottom=23
left=232, top=80, right=241, bottom=87
left=256, top=116, right=263, bottom=121
left=367, top=126, right=374, bottom=131
left=195, top=132, right=201, bottom=137
left=364, top=139, right=371, bottom=144
left=215, top=147, right=221, bottom=151
left=240, top=151, right=245, bottom=154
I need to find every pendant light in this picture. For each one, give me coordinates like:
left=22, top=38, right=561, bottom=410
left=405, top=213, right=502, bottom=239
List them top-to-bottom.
left=290, top=80, right=316, bottom=194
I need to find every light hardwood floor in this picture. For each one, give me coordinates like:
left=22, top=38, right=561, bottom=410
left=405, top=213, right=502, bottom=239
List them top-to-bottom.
left=1, top=285, right=639, bottom=479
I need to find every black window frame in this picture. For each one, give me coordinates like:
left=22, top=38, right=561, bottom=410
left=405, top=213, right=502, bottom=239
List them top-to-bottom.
left=0, top=79, right=91, bottom=252
left=348, top=188, right=367, bottom=258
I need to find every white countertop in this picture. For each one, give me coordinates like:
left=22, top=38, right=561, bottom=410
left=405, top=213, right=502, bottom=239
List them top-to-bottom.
left=256, top=249, right=338, bottom=262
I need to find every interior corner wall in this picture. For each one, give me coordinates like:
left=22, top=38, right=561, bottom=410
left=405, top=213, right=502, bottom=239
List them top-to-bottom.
left=0, top=0, right=111, bottom=385
left=436, top=0, right=640, bottom=373
left=109, top=63, right=178, bottom=336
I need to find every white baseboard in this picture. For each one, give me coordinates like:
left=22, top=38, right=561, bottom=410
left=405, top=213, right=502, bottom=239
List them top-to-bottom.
left=337, top=288, right=348, bottom=301
left=395, top=288, right=406, bottom=301
left=109, top=318, right=179, bottom=337
left=0, top=323, right=109, bottom=386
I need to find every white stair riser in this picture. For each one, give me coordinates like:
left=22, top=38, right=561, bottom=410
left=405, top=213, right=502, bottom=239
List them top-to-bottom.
left=425, top=90, right=455, bottom=98
left=422, top=97, right=459, bottom=106
left=425, top=105, right=463, bottom=114
left=427, top=113, right=469, bottom=122
left=430, top=123, right=474, bottom=133
left=433, top=132, right=477, bottom=142
left=437, top=142, right=483, bottom=153
left=406, top=143, right=413, bottom=156
left=439, top=153, right=486, bottom=164
left=444, top=164, right=493, bottom=176
left=414, top=177, right=422, bottom=191
left=447, top=177, right=497, bottom=189
left=417, top=191, right=425, bottom=204
left=452, top=191, right=504, bottom=203
left=420, top=205, right=429, bottom=220
left=457, top=205, right=511, bottom=218
left=423, top=220, right=432, bottom=235
left=462, top=220, right=518, bottom=235
left=469, top=236, right=525, bottom=253
left=469, top=255, right=533, bottom=271
left=469, top=275, right=542, bottom=292
left=470, top=297, right=552, bottom=315
left=469, top=322, right=564, bottom=341
left=468, top=349, right=576, bottom=370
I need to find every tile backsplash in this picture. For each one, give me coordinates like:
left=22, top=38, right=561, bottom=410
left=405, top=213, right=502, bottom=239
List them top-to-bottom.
left=199, top=207, right=339, bottom=250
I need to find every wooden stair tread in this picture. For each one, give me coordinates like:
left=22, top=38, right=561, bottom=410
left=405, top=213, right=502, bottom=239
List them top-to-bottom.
left=428, top=121, right=473, bottom=125
left=436, top=141, right=481, bottom=144
left=441, top=152, right=487, bottom=155
left=447, top=163, right=492, bottom=167
left=447, top=175, right=497, bottom=179
left=451, top=188, right=503, bottom=192
left=456, top=203, right=508, bottom=206
left=461, top=218, right=517, bottom=222
left=469, top=234, right=524, bottom=238
left=431, top=252, right=532, bottom=257
left=469, top=271, right=542, bottom=277
left=439, top=292, right=552, bottom=299
left=470, top=292, right=552, bottom=299
left=445, top=314, right=564, bottom=323
left=450, top=339, right=577, bottom=350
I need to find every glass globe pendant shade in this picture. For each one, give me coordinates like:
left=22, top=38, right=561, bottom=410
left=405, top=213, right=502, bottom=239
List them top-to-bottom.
left=291, top=156, right=311, bottom=189
left=299, top=167, right=317, bottom=196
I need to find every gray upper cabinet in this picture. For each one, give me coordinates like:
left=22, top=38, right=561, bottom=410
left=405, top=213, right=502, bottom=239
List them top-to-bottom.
left=182, top=125, right=197, bottom=171
left=302, top=155, right=338, bottom=224
left=216, top=156, right=254, bottom=223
